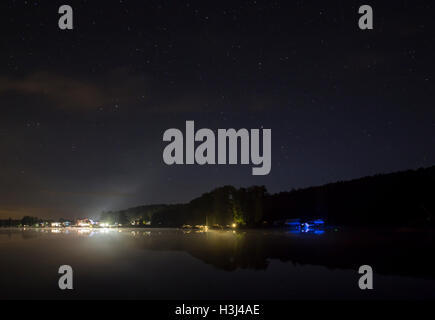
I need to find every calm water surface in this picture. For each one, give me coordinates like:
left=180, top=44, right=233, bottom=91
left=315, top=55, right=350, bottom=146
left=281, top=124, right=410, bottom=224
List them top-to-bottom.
left=1, top=227, right=434, bottom=299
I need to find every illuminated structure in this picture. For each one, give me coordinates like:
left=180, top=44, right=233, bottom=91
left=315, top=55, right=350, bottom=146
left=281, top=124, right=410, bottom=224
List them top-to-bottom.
left=75, top=218, right=92, bottom=227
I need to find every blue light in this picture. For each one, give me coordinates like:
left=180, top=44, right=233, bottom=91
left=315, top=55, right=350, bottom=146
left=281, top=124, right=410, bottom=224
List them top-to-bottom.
left=285, top=219, right=301, bottom=226
left=312, top=219, right=325, bottom=225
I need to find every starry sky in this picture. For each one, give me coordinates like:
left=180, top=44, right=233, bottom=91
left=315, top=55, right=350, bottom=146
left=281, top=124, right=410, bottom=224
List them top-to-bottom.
left=0, top=0, right=434, bottom=219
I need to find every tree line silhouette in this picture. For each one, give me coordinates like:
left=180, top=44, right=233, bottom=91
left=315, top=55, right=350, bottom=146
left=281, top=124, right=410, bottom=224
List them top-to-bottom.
left=1, top=165, right=434, bottom=228
left=102, top=165, right=435, bottom=228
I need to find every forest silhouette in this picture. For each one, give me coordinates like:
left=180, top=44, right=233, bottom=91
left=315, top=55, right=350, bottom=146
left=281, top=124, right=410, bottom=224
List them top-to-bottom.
left=99, top=165, right=435, bottom=228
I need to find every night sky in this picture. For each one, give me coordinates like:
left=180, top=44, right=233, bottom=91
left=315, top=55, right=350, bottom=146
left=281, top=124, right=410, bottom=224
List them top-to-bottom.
left=1, top=0, right=434, bottom=219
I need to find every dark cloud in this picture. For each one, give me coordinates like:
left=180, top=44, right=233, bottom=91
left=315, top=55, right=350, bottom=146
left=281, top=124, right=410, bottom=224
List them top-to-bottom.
left=0, top=69, right=152, bottom=112
left=0, top=70, right=229, bottom=114
left=0, top=72, right=106, bottom=111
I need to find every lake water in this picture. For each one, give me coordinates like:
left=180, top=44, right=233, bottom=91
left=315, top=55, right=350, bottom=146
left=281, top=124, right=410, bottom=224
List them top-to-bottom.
left=1, top=227, right=434, bottom=299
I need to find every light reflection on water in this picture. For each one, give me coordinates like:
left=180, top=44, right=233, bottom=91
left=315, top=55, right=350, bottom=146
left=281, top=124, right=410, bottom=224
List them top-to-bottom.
left=0, top=227, right=434, bottom=299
